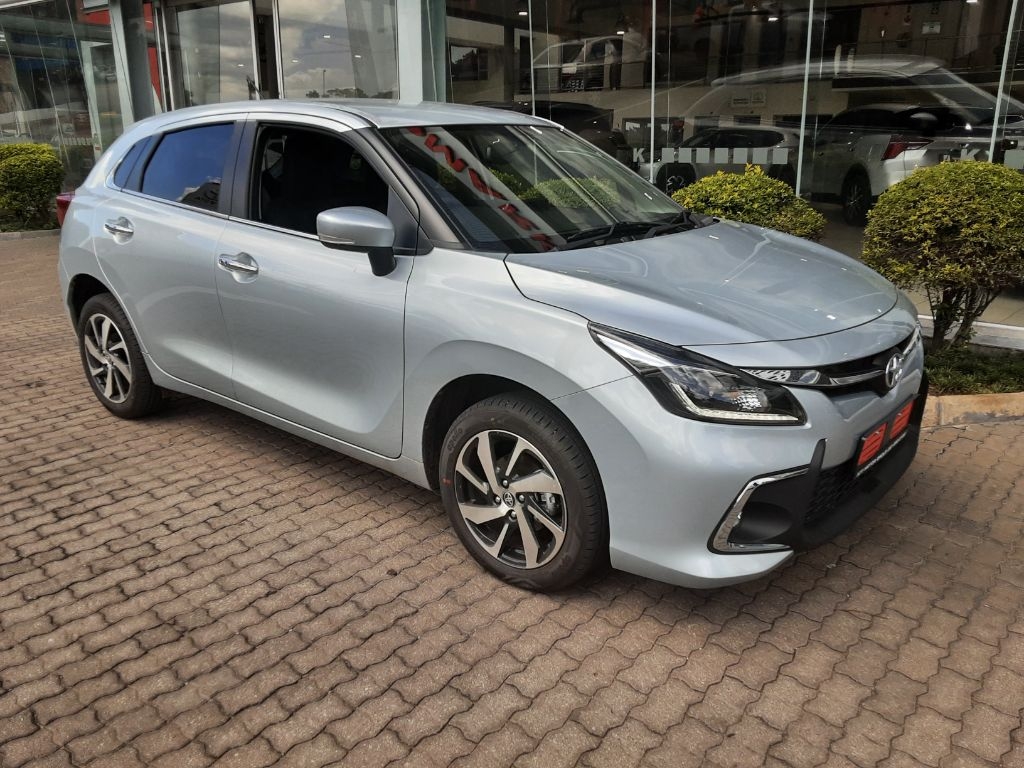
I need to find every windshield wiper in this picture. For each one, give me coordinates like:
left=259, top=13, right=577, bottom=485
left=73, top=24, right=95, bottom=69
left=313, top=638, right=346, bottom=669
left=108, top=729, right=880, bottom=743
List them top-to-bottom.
left=556, top=210, right=711, bottom=251
left=642, top=210, right=709, bottom=239
left=557, top=221, right=657, bottom=251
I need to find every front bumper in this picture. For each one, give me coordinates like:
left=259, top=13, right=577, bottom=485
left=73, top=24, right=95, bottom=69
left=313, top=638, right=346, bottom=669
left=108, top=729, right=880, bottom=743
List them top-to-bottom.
left=553, top=347, right=926, bottom=588
left=711, top=387, right=925, bottom=554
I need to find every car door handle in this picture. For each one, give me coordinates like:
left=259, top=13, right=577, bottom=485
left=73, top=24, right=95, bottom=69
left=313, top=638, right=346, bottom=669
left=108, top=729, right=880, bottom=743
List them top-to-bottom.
left=103, top=217, right=134, bottom=237
left=218, top=253, right=259, bottom=275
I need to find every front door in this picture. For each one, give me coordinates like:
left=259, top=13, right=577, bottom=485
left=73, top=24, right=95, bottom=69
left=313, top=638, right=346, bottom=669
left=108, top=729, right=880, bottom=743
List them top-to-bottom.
left=214, top=120, right=413, bottom=457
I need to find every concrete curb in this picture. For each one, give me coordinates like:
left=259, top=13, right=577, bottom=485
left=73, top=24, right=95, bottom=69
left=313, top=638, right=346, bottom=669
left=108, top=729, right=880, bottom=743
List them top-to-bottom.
left=0, top=229, right=59, bottom=241
left=923, top=391, right=1024, bottom=427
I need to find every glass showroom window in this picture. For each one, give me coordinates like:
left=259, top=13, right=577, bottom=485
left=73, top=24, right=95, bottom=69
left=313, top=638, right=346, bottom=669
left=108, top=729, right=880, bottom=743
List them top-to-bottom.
left=0, top=0, right=134, bottom=186
left=163, top=0, right=255, bottom=106
left=277, top=0, right=398, bottom=99
left=648, top=0, right=814, bottom=194
left=799, top=0, right=1022, bottom=244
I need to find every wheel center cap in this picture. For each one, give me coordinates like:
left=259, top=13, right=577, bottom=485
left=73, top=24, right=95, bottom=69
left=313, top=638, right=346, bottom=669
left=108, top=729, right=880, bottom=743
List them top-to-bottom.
left=502, top=491, right=515, bottom=507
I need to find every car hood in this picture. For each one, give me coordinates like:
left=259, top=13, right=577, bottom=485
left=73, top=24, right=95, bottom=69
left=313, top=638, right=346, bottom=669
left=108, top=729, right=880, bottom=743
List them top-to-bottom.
left=505, top=220, right=898, bottom=346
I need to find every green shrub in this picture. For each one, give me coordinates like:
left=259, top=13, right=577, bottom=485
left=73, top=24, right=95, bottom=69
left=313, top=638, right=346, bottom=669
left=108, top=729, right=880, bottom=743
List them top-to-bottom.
left=0, top=143, right=64, bottom=229
left=862, top=162, right=1024, bottom=351
left=671, top=164, right=825, bottom=241
left=520, top=177, right=619, bottom=208
left=925, top=347, right=1024, bottom=394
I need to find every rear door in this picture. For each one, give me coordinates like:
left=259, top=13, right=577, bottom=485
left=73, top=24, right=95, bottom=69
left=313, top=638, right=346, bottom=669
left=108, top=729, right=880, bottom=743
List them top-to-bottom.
left=213, top=115, right=418, bottom=457
left=93, top=116, right=243, bottom=395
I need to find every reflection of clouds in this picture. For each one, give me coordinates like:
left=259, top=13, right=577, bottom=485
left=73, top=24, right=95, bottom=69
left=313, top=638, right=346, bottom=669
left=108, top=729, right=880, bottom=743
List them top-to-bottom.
left=277, top=0, right=397, bottom=97
left=174, top=2, right=253, bottom=103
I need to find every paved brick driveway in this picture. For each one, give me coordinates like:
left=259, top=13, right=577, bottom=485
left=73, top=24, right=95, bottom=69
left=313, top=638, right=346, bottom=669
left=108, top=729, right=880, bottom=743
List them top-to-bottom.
left=2, top=237, right=1024, bottom=768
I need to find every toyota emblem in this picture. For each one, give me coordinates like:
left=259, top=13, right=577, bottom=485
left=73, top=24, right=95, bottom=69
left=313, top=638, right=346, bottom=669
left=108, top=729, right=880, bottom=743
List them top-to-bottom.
left=884, top=352, right=905, bottom=390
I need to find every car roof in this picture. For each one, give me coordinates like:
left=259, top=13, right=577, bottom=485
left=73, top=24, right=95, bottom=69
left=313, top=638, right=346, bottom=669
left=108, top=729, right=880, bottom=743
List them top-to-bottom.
left=711, top=57, right=945, bottom=86
left=134, top=99, right=555, bottom=133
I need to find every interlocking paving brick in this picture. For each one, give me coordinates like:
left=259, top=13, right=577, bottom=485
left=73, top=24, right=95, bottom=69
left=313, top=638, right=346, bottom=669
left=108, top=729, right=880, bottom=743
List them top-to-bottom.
left=3, top=238, right=1024, bottom=767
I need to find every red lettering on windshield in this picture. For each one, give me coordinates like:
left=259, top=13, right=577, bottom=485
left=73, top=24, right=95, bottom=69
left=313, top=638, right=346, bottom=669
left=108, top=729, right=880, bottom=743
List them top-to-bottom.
left=405, top=127, right=555, bottom=252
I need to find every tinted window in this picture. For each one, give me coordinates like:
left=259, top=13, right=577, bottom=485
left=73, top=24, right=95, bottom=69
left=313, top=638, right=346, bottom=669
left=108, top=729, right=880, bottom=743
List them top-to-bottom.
left=141, top=123, right=234, bottom=211
left=249, top=125, right=388, bottom=235
left=112, top=139, right=148, bottom=189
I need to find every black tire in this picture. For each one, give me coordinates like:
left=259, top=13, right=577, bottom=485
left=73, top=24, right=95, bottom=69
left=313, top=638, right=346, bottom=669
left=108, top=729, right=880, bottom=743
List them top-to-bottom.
left=657, top=164, right=696, bottom=195
left=841, top=170, right=872, bottom=226
left=77, top=293, right=162, bottom=419
left=439, top=393, right=606, bottom=591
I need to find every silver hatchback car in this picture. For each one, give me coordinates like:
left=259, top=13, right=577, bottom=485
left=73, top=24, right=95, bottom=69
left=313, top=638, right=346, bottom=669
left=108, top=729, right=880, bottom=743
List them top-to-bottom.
left=59, top=100, right=926, bottom=591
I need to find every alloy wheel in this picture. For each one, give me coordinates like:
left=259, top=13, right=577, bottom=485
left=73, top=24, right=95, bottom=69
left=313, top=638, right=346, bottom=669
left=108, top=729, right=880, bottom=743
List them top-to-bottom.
left=844, top=175, right=870, bottom=223
left=82, top=313, right=133, bottom=404
left=453, top=429, right=567, bottom=569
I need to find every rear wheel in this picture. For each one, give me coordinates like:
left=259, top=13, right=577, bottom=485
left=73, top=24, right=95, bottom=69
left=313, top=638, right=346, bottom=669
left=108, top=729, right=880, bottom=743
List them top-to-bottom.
left=841, top=170, right=872, bottom=225
left=77, top=293, right=161, bottom=418
left=439, top=393, right=606, bottom=591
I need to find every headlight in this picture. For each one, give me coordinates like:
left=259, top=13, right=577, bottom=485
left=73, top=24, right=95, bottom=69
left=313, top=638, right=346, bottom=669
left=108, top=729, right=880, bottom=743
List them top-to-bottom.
left=591, top=325, right=806, bottom=425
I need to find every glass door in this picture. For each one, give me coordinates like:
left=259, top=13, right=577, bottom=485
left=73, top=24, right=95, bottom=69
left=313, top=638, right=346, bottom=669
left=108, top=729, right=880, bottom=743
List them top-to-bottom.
left=164, top=0, right=255, bottom=106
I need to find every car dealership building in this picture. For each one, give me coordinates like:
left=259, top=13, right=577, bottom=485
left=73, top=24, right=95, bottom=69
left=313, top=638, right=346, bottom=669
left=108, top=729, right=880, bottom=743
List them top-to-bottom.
left=2, top=0, right=1024, bottom=322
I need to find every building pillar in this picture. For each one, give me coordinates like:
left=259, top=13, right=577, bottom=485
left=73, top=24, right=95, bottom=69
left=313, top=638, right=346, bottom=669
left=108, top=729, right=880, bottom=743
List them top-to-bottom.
left=109, top=0, right=155, bottom=122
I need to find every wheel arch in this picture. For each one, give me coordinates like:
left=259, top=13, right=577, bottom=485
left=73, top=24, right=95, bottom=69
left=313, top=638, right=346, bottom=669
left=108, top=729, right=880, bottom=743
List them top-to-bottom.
left=68, top=273, right=112, bottom=324
left=421, top=374, right=599, bottom=492
left=423, top=374, right=545, bottom=491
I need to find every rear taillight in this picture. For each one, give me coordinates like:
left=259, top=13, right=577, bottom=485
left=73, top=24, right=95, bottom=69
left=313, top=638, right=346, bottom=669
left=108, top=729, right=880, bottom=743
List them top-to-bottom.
left=882, top=136, right=931, bottom=160
left=56, top=192, right=75, bottom=227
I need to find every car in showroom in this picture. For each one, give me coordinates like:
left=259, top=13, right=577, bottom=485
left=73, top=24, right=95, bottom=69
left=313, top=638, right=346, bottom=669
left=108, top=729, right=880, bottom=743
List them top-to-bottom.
left=473, top=99, right=631, bottom=165
left=58, top=100, right=926, bottom=591
left=807, top=102, right=1024, bottom=224
left=639, top=124, right=801, bottom=193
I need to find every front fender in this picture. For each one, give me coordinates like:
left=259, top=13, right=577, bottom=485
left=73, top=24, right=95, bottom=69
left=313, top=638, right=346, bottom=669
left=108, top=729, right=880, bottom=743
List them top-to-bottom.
left=400, top=248, right=626, bottom=463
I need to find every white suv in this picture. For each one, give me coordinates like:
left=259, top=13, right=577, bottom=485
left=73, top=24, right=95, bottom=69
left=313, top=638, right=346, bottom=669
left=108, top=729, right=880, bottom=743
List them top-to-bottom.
left=808, top=103, right=1023, bottom=224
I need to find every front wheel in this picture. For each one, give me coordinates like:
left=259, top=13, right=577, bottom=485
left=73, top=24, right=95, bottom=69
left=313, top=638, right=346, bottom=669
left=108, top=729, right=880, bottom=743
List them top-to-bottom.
left=656, top=164, right=696, bottom=195
left=77, top=293, right=162, bottom=418
left=439, top=393, right=606, bottom=591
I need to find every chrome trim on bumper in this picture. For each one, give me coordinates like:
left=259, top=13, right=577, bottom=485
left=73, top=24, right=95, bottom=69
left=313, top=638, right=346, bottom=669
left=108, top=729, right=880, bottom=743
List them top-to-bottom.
left=711, top=468, right=808, bottom=553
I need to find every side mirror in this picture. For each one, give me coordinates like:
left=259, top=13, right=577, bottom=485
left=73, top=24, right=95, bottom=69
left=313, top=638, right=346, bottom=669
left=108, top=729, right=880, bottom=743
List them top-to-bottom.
left=316, top=206, right=397, bottom=276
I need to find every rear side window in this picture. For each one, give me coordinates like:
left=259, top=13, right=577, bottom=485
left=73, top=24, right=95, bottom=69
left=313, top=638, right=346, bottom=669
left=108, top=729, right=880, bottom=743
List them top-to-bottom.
left=141, top=123, right=234, bottom=211
left=112, top=139, right=148, bottom=189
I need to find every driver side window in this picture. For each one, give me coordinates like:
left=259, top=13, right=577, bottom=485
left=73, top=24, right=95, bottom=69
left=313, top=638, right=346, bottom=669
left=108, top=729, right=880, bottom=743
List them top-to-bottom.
left=250, top=125, right=388, bottom=236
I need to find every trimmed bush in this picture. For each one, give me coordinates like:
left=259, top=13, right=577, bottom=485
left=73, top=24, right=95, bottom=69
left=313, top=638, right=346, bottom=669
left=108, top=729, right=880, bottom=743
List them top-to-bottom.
left=0, top=143, right=64, bottom=229
left=862, top=161, right=1024, bottom=351
left=671, top=164, right=825, bottom=241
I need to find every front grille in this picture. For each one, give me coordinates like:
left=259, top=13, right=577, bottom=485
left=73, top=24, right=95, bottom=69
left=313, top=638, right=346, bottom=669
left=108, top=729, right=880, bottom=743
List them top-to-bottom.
left=745, top=329, right=919, bottom=396
left=804, top=430, right=909, bottom=526
left=805, top=463, right=858, bottom=525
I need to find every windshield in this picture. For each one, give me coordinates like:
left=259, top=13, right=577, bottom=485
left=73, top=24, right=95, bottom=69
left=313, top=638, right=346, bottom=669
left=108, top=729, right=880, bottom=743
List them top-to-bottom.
left=381, top=124, right=684, bottom=253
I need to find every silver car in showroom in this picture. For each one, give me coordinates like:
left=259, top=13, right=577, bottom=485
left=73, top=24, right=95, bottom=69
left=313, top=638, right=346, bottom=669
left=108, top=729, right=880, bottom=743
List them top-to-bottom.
left=58, top=100, right=926, bottom=591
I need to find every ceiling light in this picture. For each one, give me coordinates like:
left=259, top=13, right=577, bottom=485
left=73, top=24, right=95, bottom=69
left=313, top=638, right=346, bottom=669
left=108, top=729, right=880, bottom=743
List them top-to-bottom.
left=768, top=14, right=779, bottom=21
left=322, top=33, right=331, bottom=39
left=354, top=54, right=362, bottom=58
left=291, top=58, right=299, bottom=62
